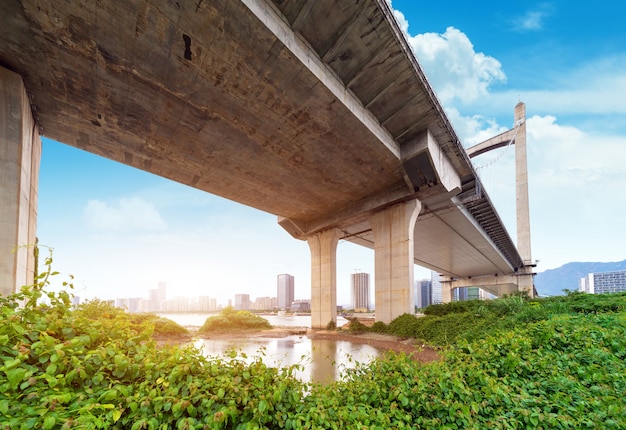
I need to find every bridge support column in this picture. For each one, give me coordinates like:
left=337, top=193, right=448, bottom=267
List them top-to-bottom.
left=0, top=67, right=41, bottom=296
left=370, top=200, right=421, bottom=323
left=307, top=228, right=341, bottom=329
left=441, top=278, right=453, bottom=303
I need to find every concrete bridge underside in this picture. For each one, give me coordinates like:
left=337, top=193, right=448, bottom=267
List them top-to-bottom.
left=0, top=0, right=528, bottom=327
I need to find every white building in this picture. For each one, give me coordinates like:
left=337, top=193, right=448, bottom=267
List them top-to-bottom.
left=580, top=270, right=626, bottom=294
left=351, top=272, right=370, bottom=311
left=431, top=272, right=443, bottom=304
left=277, top=274, right=295, bottom=310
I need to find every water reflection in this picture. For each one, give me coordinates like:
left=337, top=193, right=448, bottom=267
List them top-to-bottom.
left=194, top=335, right=381, bottom=384
left=310, top=338, right=338, bottom=384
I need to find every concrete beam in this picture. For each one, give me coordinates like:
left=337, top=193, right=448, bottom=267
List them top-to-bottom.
left=241, top=0, right=400, bottom=159
left=0, top=67, right=41, bottom=295
left=466, top=128, right=516, bottom=158
left=402, top=129, right=461, bottom=195
left=279, top=181, right=411, bottom=240
left=370, top=200, right=421, bottom=323
left=307, top=228, right=342, bottom=329
left=440, top=271, right=534, bottom=301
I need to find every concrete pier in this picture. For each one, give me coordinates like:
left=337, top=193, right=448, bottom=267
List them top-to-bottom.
left=0, top=67, right=41, bottom=295
left=370, top=200, right=421, bottom=323
left=308, top=228, right=342, bottom=329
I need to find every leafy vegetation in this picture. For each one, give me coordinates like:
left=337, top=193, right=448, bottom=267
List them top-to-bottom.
left=2, top=254, right=626, bottom=428
left=366, top=291, right=626, bottom=346
left=73, top=299, right=190, bottom=339
left=197, top=306, right=271, bottom=335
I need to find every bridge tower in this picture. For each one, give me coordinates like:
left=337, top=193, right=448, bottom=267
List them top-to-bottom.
left=441, top=102, right=536, bottom=301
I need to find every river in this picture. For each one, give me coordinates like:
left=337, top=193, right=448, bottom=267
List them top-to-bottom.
left=158, top=313, right=384, bottom=384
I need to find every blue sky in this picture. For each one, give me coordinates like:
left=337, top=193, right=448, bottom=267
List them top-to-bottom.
left=38, top=1, right=626, bottom=305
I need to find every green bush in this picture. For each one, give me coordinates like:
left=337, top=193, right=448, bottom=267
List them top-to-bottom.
left=485, top=294, right=527, bottom=316
left=423, top=299, right=483, bottom=316
left=74, top=300, right=190, bottom=339
left=197, top=307, right=271, bottom=334
left=130, top=313, right=190, bottom=338
left=387, top=313, right=421, bottom=338
left=346, top=319, right=368, bottom=334
left=369, top=321, right=388, bottom=334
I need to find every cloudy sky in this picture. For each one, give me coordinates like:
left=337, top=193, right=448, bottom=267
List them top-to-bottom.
left=37, top=1, right=626, bottom=305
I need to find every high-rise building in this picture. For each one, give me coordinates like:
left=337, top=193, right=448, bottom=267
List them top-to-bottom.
left=580, top=270, right=626, bottom=294
left=351, top=272, right=370, bottom=311
left=431, top=272, right=443, bottom=304
left=277, top=274, right=295, bottom=311
left=415, top=279, right=432, bottom=310
left=148, top=282, right=167, bottom=312
left=454, top=287, right=483, bottom=301
left=234, top=293, right=250, bottom=310
left=253, top=296, right=275, bottom=311
left=291, top=300, right=311, bottom=313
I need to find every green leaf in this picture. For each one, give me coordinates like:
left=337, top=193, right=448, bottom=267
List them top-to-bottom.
left=10, top=323, right=25, bottom=335
left=2, top=358, right=21, bottom=370
left=46, top=363, right=58, bottom=375
left=6, top=367, right=27, bottom=390
left=98, top=389, right=118, bottom=402
left=0, top=399, right=9, bottom=415
left=112, top=409, right=122, bottom=423
left=43, top=415, right=56, bottom=430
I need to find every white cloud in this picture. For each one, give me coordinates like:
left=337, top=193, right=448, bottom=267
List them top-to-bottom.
left=387, top=2, right=505, bottom=105
left=512, top=5, right=553, bottom=32
left=514, top=11, right=545, bottom=31
left=404, top=27, right=506, bottom=105
left=527, top=115, right=626, bottom=172
left=84, top=197, right=167, bottom=232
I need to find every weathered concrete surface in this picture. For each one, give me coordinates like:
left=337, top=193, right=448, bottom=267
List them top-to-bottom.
left=0, top=0, right=525, bottom=293
left=0, top=68, right=40, bottom=295
left=370, top=200, right=420, bottom=323
left=308, top=228, right=342, bottom=329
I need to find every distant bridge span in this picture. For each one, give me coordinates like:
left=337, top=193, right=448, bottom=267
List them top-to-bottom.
left=0, top=0, right=533, bottom=327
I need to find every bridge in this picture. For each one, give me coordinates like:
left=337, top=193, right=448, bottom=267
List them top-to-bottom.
left=0, top=0, right=534, bottom=328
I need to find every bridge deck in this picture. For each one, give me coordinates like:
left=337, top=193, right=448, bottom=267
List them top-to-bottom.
left=0, top=0, right=523, bottom=278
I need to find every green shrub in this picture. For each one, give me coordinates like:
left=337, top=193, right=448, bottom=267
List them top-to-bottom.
left=485, top=294, right=527, bottom=316
left=423, top=299, right=483, bottom=316
left=197, top=306, right=271, bottom=334
left=129, top=313, right=190, bottom=338
left=387, top=313, right=421, bottom=338
left=346, top=319, right=368, bottom=334
left=369, top=321, right=388, bottom=334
